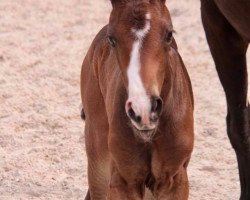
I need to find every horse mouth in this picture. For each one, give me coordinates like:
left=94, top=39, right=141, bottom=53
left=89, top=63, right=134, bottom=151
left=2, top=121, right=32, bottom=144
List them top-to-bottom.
left=132, top=126, right=156, bottom=142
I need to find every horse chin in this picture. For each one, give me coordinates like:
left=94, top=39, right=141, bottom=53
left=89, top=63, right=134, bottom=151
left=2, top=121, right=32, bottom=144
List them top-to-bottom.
left=132, top=126, right=156, bottom=143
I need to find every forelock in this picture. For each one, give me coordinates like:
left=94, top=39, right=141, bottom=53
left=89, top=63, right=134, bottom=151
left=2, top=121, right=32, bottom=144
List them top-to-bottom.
left=129, top=1, right=149, bottom=30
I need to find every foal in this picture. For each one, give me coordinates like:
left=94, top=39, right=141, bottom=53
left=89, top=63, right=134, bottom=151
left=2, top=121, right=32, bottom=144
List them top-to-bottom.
left=81, top=0, right=194, bottom=199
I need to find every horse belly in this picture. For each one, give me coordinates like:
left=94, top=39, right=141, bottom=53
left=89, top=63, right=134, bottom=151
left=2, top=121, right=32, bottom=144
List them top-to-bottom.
left=214, top=0, right=250, bottom=41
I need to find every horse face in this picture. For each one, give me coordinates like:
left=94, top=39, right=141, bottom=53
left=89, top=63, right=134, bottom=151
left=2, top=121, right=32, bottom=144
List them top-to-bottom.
left=108, top=0, right=173, bottom=136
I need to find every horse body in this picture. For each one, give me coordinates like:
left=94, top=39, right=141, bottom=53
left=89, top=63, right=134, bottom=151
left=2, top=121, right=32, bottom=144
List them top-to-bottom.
left=201, top=0, right=250, bottom=199
left=214, top=0, right=250, bottom=42
left=81, top=1, right=194, bottom=199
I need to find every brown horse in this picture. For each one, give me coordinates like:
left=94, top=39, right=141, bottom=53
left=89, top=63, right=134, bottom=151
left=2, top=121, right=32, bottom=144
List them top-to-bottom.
left=81, top=0, right=194, bottom=199
left=201, top=1, right=250, bottom=199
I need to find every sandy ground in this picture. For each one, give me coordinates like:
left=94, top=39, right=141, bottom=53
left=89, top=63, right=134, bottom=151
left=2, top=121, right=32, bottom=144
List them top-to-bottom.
left=0, top=0, right=249, bottom=199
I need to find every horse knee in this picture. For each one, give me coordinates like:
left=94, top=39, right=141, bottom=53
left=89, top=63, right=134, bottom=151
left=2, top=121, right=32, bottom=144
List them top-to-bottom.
left=154, top=169, right=189, bottom=200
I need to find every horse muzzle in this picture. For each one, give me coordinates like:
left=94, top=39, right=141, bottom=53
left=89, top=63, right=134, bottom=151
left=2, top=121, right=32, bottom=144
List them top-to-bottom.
left=125, top=96, right=163, bottom=140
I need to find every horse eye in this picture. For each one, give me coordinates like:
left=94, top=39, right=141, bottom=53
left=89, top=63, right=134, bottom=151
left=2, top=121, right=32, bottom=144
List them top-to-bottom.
left=165, top=31, right=173, bottom=44
left=108, top=36, right=116, bottom=47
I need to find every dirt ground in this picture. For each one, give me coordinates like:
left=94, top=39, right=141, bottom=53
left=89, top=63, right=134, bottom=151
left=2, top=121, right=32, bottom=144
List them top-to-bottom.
left=0, top=0, right=249, bottom=199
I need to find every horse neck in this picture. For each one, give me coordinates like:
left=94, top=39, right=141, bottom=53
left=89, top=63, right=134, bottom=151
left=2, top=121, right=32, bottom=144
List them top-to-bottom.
left=161, top=50, right=193, bottom=116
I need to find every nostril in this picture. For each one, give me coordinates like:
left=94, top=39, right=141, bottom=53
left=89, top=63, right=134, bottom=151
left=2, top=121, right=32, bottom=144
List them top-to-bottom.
left=151, top=96, right=163, bottom=114
left=126, top=101, right=141, bottom=123
left=128, top=107, right=141, bottom=123
left=150, top=113, right=159, bottom=123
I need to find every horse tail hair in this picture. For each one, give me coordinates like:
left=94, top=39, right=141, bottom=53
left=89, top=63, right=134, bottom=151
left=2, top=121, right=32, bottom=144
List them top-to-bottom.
left=80, top=105, right=86, bottom=120
left=81, top=108, right=85, bottom=120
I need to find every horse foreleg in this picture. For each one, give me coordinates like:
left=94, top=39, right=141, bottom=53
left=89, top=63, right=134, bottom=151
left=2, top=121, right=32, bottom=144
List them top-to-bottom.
left=201, top=1, right=250, bottom=199
left=84, top=123, right=110, bottom=200
left=107, top=164, right=144, bottom=200
left=155, top=169, right=189, bottom=200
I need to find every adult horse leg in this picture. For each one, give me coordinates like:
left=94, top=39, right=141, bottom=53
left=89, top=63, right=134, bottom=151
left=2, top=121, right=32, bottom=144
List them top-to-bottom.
left=201, top=1, right=250, bottom=199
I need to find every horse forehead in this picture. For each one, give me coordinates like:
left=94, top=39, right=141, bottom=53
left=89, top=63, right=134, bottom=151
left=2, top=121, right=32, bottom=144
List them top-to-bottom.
left=132, top=13, right=151, bottom=37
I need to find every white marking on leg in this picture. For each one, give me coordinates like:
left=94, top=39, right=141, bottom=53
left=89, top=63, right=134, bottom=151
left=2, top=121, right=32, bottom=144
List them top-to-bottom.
left=127, top=13, right=151, bottom=123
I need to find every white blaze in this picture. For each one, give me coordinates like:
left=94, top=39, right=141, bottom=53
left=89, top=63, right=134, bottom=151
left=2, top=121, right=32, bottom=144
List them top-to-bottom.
left=127, top=13, right=151, bottom=118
